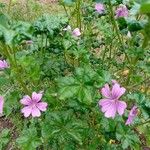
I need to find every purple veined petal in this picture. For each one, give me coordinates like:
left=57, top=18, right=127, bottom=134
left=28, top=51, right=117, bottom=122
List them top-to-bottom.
left=111, top=83, right=126, bottom=99
left=101, top=84, right=111, bottom=98
left=32, top=92, right=43, bottom=102
left=20, top=95, right=31, bottom=105
left=0, top=96, right=4, bottom=114
left=99, top=98, right=111, bottom=106
left=99, top=99, right=112, bottom=112
left=99, top=99, right=117, bottom=118
left=117, top=100, right=127, bottom=115
left=104, top=101, right=117, bottom=118
left=36, top=102, right=48, bottom=111
left=21, top=106, right=32, bottom=118
left=125, top=106, right=138, bottom=125
left=129, top=106, right=138, bottom=116
left=31, top=107, right=41, bottom=117
left=125, top=116, right=134, bottom=125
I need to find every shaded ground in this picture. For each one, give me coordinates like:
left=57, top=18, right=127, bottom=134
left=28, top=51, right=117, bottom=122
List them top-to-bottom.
left=0, top=117, right=18, bottom=150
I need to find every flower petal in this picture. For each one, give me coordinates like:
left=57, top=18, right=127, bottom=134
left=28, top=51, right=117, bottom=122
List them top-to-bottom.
left=95, top=3, right=105, bottom=14
left=72, top=28, right=81, bottom=37
left=0, top=60, right=9, bottom=69
left=112, top=83, right=126, bottom=99
left=101, top=84, right=111, bottom=98
left=32, top=92, right=43, bottom=102
left=20, top=95, right=31, bottom=105
left=0, top=96, right=4, bottom=114
left=99, top=99, right=116, bottom=118
left=99, top=99, right=111, bottom=112
left=117, top=100, right=127, bottom=115
left=36, top=102, right=47, bottom=111
left=104, top=102, right=117, bottom=118
left=21, top=106, right=32, bottom=118
left=125, top=106, right=138, bottom=125
left=129, top=106, right=138, bottom=116
left=31, top=107, right=41, bottom=117
left=125, top=116, right=134, bottom=125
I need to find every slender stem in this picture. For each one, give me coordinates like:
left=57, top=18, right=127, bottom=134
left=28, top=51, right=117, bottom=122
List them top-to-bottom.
left=76, top=0, right=82, bottom=30
left=108, top=1, right=130, bottom=63
left=62, top=4, right=69, bottom=17
left=4, top=45, right=29, bottom=94
left=102, top=46, right=107, bottom=63
left=126, top=56, right=139, bottom=85
left=136, top=119, right=150, bottom=127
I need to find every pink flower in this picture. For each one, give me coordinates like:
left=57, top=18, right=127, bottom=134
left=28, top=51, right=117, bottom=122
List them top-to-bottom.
left=95, top=3, right=105, bottom=14
left=115, top=5, right=129, bottom=18
left=72, top=28, right=81, bottom=37
left=26, top=40, right=33, bottom=45
left=0, top=60, right=9, bottom=70
left=99, top=83, right=127, bottom=118
left=20, top=92, right=48, bottom=118
left=0, top=96, right=4, bottom=114
left=125, top=106, right=138, bottom=125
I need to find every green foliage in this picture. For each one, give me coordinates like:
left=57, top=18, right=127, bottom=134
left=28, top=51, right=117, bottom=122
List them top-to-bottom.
left=0, top=0, right=149, bottom=149
left=140, top=0, right=150, bottom=14
left=33, top=14, right=68, bottom=36
left=58, top=66, right=105, bottom=104
left=128, top=92, right=150, bottom=120
left=41, top=110, right=87, bottom=148
left=16, top=124, right=41, bottom=150
left=116, top=124, right=140, bottom=149
left=0, top=129, right=10, bottom=150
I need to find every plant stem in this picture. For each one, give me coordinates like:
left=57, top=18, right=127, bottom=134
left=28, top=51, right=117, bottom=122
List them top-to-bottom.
left=76, top=0, right=82, bottom=30
left=108, top=0, right=130, bottom=63
left=62, top=3, right=69, bottom=17
left=4, top=45, right=29, bottom=94
left=126, top=56, right=139, bottom=85
left=136, top=119, right=150, bottom=127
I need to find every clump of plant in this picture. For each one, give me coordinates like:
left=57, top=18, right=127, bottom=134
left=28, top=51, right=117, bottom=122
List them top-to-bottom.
left=0, top=0, right=150, bottom=149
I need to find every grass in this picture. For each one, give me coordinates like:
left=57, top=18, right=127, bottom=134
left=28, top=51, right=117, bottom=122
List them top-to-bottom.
left=1, top=0, right=64, bottom=21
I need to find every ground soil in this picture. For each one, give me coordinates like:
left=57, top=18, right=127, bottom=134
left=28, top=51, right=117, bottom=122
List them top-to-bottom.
left=0, top=117, right=18, bottom=150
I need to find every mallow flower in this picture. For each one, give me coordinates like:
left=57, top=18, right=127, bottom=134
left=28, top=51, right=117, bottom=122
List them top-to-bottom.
left=95, top=3, right=105, bottom=14
left=115, top=5, right=128, bottom=18
left=72, top=28, right=81, bottom=37
left=0, top=60, right=9, bottom=70
left=99, top=83, right=127, bottom=118
left=20, top=92, right=48, bottom=118
left=0, top=96, right=4, bottom=115
left=125, top=106, right=138, bottom=125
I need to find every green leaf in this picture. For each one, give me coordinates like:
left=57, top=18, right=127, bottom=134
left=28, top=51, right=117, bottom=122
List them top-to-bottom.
left=140, top=1, right=150, bottom=14
left=128, top=20, right=143, bottom=32
left=16, top=125, right=41, bottom=150
left=0, top=129, right=10, bottom=150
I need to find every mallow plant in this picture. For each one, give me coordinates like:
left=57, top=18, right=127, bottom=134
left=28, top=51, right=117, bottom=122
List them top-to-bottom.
left=0, top=0, right=150, bottom=149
